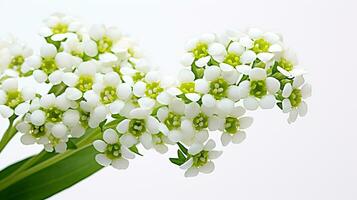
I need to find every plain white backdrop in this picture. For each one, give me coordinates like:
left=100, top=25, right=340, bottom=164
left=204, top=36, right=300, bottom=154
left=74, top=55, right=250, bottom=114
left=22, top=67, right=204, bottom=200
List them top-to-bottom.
left=0, top=0, right=356, bottom=199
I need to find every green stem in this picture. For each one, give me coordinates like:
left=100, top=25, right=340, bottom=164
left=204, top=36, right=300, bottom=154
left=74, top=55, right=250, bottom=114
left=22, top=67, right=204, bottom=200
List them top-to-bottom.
left=0, top=115, right=18, bottom=153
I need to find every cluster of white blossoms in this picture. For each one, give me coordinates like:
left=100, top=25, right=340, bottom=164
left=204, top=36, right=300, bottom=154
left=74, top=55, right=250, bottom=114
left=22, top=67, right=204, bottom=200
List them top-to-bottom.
left=0, top=14, right=311, bottom=177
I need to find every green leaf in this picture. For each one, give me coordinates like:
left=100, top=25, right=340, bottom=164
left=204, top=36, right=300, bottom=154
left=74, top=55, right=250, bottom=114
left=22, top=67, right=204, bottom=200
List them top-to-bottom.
left=177, top=142, right=188, bottom=155
left=0, top=144, right=103, bottom=200
left=129, top=145, right=143, bottom=156
left=177, top=149, right=186, bottom=160
left=169, top=158, right=185, bottom=166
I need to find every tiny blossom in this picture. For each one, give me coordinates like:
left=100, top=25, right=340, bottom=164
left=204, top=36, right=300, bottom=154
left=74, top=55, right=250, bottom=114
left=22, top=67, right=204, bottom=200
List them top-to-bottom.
left=39, top=13, right=82, bottom=41
left=238, top=68, right=280, bottom=110
left=280, top=76, right=312, bottom=123
left=0, top=78, right=35, bottom=118
left=116, top=110, right=160, bottom=149
left=93, top=129, right=135, bottom=169
left=180, top=140, right=222, bottom=177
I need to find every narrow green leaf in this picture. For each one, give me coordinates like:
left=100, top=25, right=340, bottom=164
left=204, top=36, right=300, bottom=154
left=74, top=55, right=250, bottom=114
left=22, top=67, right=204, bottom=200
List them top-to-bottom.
left=177, top=142, right=188, bottom=155
left=0, top=145, right=103, bottom=200
left=129, top=145, right=143, bottom=156
left=177, top=149, right=186, bottom=160
left=169, top=158, right=184, bottom=166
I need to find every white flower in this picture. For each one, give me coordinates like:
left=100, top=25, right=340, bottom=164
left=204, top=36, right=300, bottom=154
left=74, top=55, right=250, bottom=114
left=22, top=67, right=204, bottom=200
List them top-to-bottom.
left=39, top=13, right=82, bottom=41
left=88, top=24, right=122, bottom=61
left=181, top=33, right=216, bottom=67
left=0, top=40, right=33, bottom=75
left=63, top=60, right=98, bottom=100
left=195, top=66, right=239, bottom=113
left=238, top=68, right=280, bottom=110
left=133, top=71, right=174, bottom=106
left=281, top=76, right=312, bottom=123
left=0, top=78, right=35, bottom=118
left=216, top=105, right=253, bottom=146
left=116, top=112, right=160, bottom=150
left=93, top=128, right=135, bottom=169
left=180, top=139, right=222, bottom=177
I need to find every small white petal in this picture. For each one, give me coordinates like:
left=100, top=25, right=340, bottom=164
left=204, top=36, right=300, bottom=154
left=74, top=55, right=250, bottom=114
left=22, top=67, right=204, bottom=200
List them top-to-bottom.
left=240, top=50, right=256, bottom=64
left=180, top=53, right=195, bottom=66
left=257, top=53, right=274, bottom=63
left=195, top=56, right=210, bottom=68
left=204, top=66, right=221, bottom=81
left=249, top=68, right=266, bottom=80
left=293, top=76, right=305, bottom=88
left=266, top=77, right=280, bottom=94
left=194, top=79, right=209, bottom=94
left=282, top=83, right=293, bottom=98
left=301, top=84, right=312, bottom=99
left=65, top=87, right=82, bottom=100
left=185, top=93, right=201, bottom=102
left=202, top=94, right=216, bottom=108
left=259, top=95, right=276, bottom=109
left=243, top=97, right=259, bottom=110
left=282, top=99, right=292, bottom=113
left=298, top=101, right=308, bottom=117
left=14, top=102, right=30, bottom=115
left=30, top=110, right=46, bottom=126
left=239, top=117, right=253, bottom=129
left=116, top=119, right=130, bottom=133
left=51, top=124, right=68, bottom=138
left=103, top=129, right=119, bottom=144
left=232, top=131, right=246, bottom=144
left=140, top=133, right=153, bottom=149
left=221, top=133, right=232, bottom=146
left=20, top=134, right=36, bottom=145
left=120, top=134, right=137, bottom=147
left=204, top=139, right=216, bottom=151
left=93, top=140, right=107, bottom=152
left=188, top=143, right=203, bottom=155
left=208, top=150, right=223, bottom=159
left=95, top=154, right=111, bottom=167
left=111, top=158, right=129, bottom=170
left=180, top=158, right=193, bottom=170
left=199, top=161, right=215, bottom=174
left=185, top=167, right=199, bottom=177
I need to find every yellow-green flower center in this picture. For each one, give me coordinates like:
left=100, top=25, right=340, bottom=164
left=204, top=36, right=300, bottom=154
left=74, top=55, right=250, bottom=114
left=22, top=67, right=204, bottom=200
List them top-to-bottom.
left=52, top=23, right=69, bottom=34
left=97, top=36, right=113, bottom=53
left=252, top=38, right=270, bottom=53
left=192, top=42, right=209, bottom=59
left=224, top=52, right=241, bottom=66
left=9, top=55, right=25, bottom=68
left=41, top=58, right=58, bottom=75
left=278, top=58, right=294, bottom=72
left=132, top=72, right=145, bottom=82
left=76, top=76, right=93, bottom=92
left=209, top=78, right=228, bottom=100
left=250, top=80, right=267, bottom=98
left=145, top=82, right=163, bottom=99
left=179, top=82, right=195, bottom=93
left=100, top=86, right=117, bottom=104
left=289, top=89, right=302, bottom=107
left=6, top=90, right=23, bottom=109
left=45, top=107, right=64, bottom=123
left=164, top=112, right=182, bottom=130
left=193, top=113, right=209, bottom=131
left=224, top=117, right=240, bottom=134
left=129, top=119, right=146, bottom=137
left=30, top=125, right=46, bottom=138
left=152, top=133, right=165, bottom=145
left=106, top=143, right=122, bottom=159
left=192, top=150, right=209, bottom=167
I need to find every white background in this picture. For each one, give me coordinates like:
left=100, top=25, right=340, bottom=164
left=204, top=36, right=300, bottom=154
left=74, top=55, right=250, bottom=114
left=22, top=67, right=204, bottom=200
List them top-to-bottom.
left=0, top=0, right=356, bottom=199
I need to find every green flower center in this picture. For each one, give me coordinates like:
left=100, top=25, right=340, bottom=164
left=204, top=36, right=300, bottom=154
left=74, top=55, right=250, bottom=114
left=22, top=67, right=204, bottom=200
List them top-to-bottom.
left=52, top=23, right=69, bottom=34
left=97, top=36, right=113, bottom=54
left=252, top=38, right=270, bottom=53
left=192, top=42, right=208, bottom=59
left=224, top=52, right=241, bottom=66
left=9, top=55, right=25, bottom=68
left=41, top=58, right=58, bottom=75
left=278, top=58, right=294, bottom=72
left=252, top=59, right=266, bottom=69
left=132, top=72, right=145, bottom=82
left=76, top=75, right=93, bottom=92
left=209, top=78, right=228, bottom=100
left=249, top=80, right=267, bottom=98
left=145, top=82, right=163, bottom=99
left=179, top=82, right=195, bottom=93
left=100, top=86, right=117, bottom=104
left=289, top=89, right=302, bottom=108
left=6, top=90, right=23, bottom=109
left=45, top=107, right=64, bottom=123
left=79, top=111, right=90, bottom=128
left=164, top=112, right=182, bottom=130
left=193, top=113, right=209, bottom=131
left=224, top=117, right=240, bottom=134
left=129, top=119, right=146, bottom=137
left=30, top=125, right=46, bottom=138
left=153, top=133, right=165, bottom=145
left=48, top=134, right=61, bottom=145
left=105, top=143, right=122, bottom=159
left=192, top=150, right=209, bottom=167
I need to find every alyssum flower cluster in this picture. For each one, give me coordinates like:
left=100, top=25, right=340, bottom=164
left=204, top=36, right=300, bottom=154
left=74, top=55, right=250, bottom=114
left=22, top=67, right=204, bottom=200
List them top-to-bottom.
left=0, top=14, right=311, bottom=177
